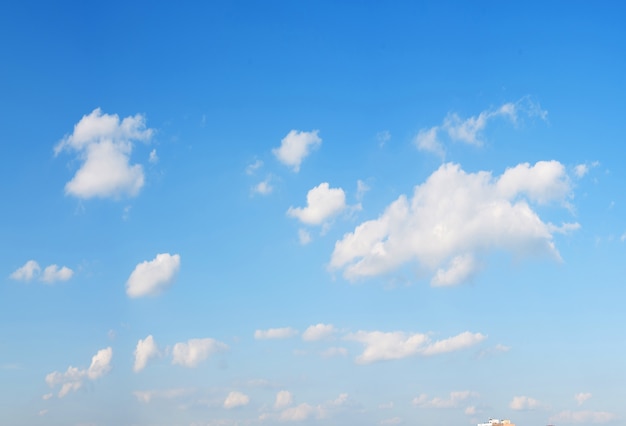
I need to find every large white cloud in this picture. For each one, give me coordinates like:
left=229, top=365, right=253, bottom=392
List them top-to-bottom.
left=54, top=108, right=153, bottom=199
left=273, top=130, right=321, bottom=172
left=331, top=161, right=577, bottom=284
left=287, top=183, right=347, bottom=226
left=126, top=253, right=180, bottom=298
left=10, top=260, right=73, bottom=284
left=302, top=324, right=336, bottom=341
left=254, top=327, right=298, bottom=340
left=346, top=330, right=485, bottom=364
left=133, top=335, right=159, bottom=372
left=171, top=338, right=228, bottom=368
left=45, top=347, right=112, bottom=398
left=224, top=391, right=250, bottom=409
left=549, top=410, right=617, bottom=424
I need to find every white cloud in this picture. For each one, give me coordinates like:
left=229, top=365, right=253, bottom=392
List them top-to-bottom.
left=415, top=98, right=547, bottom=156
left=54, top=108, right=153, bottom=199
left=414, top=126, right=445, bottom=158
left=273, top=130, right=321, bottom=172
left=377, top=130, right=391, bottom=147
left=149, top=149, right=158, bottom=164
left=246, top=159, right=263, bottom=175
left=331, top=161, right=577, bottom=284
left=574, top=164, right=589, bottom=178
left=253, top=178, right=273, bottom=195
left=356, top=180, right=370, bottom=201
left=287, top=183, right=347, bottom=226
left=298, top=229, right=312, bottom=245
left=126, top=253, right=181, bottom=298
left=10, top=260, right=40, bottom=281
left=41, top=265, right=74, bottom=283
left=302, top=324, right=336, bottom=341
left=254, top=327, right=298, bottom=340
left=347, top=330, right=485, bottom=364
left=133, top=335, right=159, bottom=372
left=171, top=338, right=228, bottom=368
left=477, top=343, right=511, bottom=359
left=45, top=347, right=112, bottom=398
left=320, top=347, right=348, bottom=358
left=133, top=388, right=193, bottom=403
left=275, top=390, right=294, bottom=409
left=224, top=391, right=250, bottom=409
left=413, top=391, right=478, bottom=408
left=574, top=392, right=592, bottom=405
left=42, top=393, right=53, bottom=400
left=330, top=393, right=349, bottom=407
left=509, top=395, right=545, bottom=410
left=279, top=403, right=317, bottom=422
left=465, top=406, right=479, bottom=415
left=38, top=409, right=48, bottom=417
left=549, top=410, right=617, bottom=424
left=381, top=417, right=403, bottom=425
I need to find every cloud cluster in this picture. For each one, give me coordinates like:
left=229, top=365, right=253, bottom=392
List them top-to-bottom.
left=415, top=98, right=547, bottom=157
left=54, top=108, right=153, bottom=199
left=273, top=130, right=321, bottom=172
left=331, top=161, right=577, bottom=284
left=126, top=253, right=180, bottom=298
left=10, top=260, right=73, bottom=284
left=347, top=330, right=486, bottom=364
left=45, top=347, right=112, bottom=398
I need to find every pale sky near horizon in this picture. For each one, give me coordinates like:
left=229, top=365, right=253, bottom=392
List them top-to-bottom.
left=1, top=2, right=626, bottom=426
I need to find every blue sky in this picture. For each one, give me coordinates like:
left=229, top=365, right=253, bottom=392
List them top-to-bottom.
left=1, top=2, right=625, bottom=425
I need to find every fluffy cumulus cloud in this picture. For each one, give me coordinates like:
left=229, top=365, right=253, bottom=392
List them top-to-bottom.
left=415, top=97, right=547, bottom=156
left=54, top=108, right=154, bottom=199
left=273, top=130, right=321, bottom=172
left=331, top=161, right=577, bottom=284
left=287, top=183, right=347, bottom=226
left=126, top=253, right=180, bottom=298
left=10, top=260, right=73, bottom=284
left=302, top=324, right=336, bottom=341
left=254, top=327, right=298, bottom=340
left=347, top=330, right=485, bottom=364
left=133, top=335, right=159, bottom=372
left=171, top=338, right=228, bottom=368
left=45, top=347, right=112, bottom=398
left=275, top=390, right=294, bottom=409
left=223, top=391, right=250, bottom=409
left=412, top=391, right=478, bottom=408
left=574, top=392, right=592, bottom=405
left=509, top=395, right=545, bottom=410
left=549, top=410, right=617, bottom=424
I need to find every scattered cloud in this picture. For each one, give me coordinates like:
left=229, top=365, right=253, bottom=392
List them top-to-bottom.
left=54, top=108, right=153, bottom=199
left=414, top=126, right=445, bottom=158
left=273, top=130, right=321, bottom=172
left=377, top=130, right=391, bottom=147
left=149, top=149, right=158, bottom=164
left=246, top=159, right=263, bottom=175
left=330, top=161, right=577, bottom=284
left=574, top=164, right=589, bottom=178
left=253, top=177, right=273, bottom=195
left=356, top=180, right=370, bottom=201
left=287, top=183, right=347, bottom=226
left=298, top=229, right=312, bottom=245
left=126, top=253, right=181, bottom=298
left=10, top=260, right=73, bottom=284
left=10, top=260, right=41, bottom=281
left=41, top=265, right=74, bottom=283
left=302, top=324, right=336, bottom=341
left=255, top=327, right=298, bottom=340
left=347, top=330, right=485, bottom=364
left=133, top=335, right=159, bottom=372
left=171, top=338, right=228, bottom=368
left=477, top=343, right=511, bottom=359
left=45, top=347, right=112, bottom=398
left=320, top=347, right=348, bottom=358
left=133, top=388, right=194, bottom=403
left=275, top=390, right=294, bottom=409
left=223, top=391, right=250, bottom=409
left=412, top=391, right=478, bottom=408
left=574, top=392, right=592, bottom=405
left=42, top=393, right=53, bottom=400
left=509, top=395, right=546, bottom=410
left=379, top=402, right=394, bottom=409
left=279, top=403, right=319, bottom=422
left=464, top=405, right=480, bottom=415
left=38, top=409, right=48, bottom=417
left=549, top=410, right=617, bottom=424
